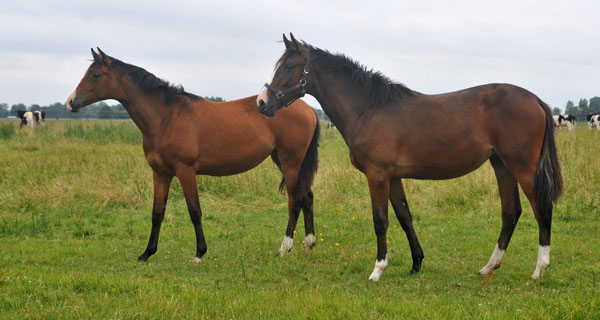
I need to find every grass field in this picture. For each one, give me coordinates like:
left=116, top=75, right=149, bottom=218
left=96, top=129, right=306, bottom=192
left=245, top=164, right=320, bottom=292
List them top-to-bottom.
left=0, top=119, right=599, bottom=319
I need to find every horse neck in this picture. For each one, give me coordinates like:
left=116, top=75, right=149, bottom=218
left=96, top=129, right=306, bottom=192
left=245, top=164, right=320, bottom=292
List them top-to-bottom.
left=309, top=69, right=369, bottom=140
left=113, top=77, right=170, bottom=138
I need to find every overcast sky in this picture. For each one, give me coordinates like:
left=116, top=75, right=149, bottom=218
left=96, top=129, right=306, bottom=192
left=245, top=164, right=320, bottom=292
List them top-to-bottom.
left=1, top=1, right=598, bottom=111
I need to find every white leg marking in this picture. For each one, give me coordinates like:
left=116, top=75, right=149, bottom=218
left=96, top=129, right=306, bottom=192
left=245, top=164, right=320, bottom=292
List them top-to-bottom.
left=304, top=233, right=316, bottom=250
left=278, top=235, right=293, bottom=257
left=478, top=244, right=505, bottom=274
left=531, top=245, right=550, bottom=279
left=368, top=255, right=388, bottom=282
left=191, top=257, right=201, bottom=264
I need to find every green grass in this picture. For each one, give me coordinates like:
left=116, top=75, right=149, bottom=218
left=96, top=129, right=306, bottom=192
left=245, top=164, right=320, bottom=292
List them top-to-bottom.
left=0, top=120, right=599, bottom=319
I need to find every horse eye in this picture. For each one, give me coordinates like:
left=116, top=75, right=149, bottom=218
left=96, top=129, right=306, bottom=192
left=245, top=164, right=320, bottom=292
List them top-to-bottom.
left=285, top=64, right=294, bottom=70
left=92, top=73, right=102, bottom=79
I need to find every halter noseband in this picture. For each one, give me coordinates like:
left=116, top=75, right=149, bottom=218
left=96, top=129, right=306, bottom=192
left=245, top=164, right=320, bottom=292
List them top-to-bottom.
left=263, top=48, right=310, bottom=108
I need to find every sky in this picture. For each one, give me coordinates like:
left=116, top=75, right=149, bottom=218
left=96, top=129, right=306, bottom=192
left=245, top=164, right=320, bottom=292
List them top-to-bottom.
left=1, top=0, right=598, bottom=111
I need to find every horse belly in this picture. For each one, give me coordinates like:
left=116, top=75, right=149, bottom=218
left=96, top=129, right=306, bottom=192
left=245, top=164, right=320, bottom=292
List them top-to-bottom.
left=194, top=143, right=273, bottom=176
left=395, top=143, right=493, bottom=180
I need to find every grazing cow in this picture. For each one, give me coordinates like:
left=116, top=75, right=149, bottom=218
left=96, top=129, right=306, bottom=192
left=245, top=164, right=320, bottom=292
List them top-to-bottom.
left=16, top=110, right=35, bottom=128
left=33, top=111, right=46, bottom=125
left=587, top=113, right=600, bottom=129
left=553, top=114, right=575, bottom=131
left=591, top=115, right=600, bottom=131
left=327, top=122, right=336, bottom=130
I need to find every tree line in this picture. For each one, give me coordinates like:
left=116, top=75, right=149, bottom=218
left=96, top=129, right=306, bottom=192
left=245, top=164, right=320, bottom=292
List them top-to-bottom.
left=0, top=96, right=228, bottom=120
left=0, top=96, right=337, bottom=122
left=552, top=97, right=600, bottom=118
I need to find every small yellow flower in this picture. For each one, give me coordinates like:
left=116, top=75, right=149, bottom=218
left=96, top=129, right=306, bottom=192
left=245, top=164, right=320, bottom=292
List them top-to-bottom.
left=351, top=217, right=356, bottom=220
left=293, top=230, right=296, bottom=234
left=319, top=233, right=323, bottom=236
left=319, top=238, right=324, bottom=242
left=335, top=242, right=340, bottom=247
left=214, top=258, right=217, bottom=261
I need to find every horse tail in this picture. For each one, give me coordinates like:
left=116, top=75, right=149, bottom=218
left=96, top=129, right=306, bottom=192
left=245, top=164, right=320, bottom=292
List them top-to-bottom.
left=535, top=98, right=564, bottom=222
left=294, top=111, right=320, bottom=200
left=269, top=149, right=286, bottom=193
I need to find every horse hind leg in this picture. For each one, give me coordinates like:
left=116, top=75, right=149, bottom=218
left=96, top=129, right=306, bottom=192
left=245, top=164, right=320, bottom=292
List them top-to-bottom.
left=479, top=155, right=522, bottom=274
left=514, top=168, right=552, bottom=279
left=277, top=189, right=316, bottom=256
left=300, top=190, right=316, bottom=251
left=278, top=193, right=302, bottom=257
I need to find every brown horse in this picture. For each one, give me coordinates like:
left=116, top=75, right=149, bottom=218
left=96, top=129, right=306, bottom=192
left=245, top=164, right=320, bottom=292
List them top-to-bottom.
left=257, top=34, right=563, bottom=281
left=67, top=48, right=320, bottom=263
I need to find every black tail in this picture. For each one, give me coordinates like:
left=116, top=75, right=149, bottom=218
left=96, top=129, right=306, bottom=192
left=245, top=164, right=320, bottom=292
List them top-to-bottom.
left=535, top=98, right=564, bottom=222
left=270, top=113, right=320, bottom=200
left=294, top=113, right=320, bottom=200
left=270, top=149, right=286, bottom=192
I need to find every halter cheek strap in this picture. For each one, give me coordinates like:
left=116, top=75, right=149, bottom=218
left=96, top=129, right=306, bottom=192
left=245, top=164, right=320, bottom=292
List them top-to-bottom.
left=263, top=48, right=310, bottom=107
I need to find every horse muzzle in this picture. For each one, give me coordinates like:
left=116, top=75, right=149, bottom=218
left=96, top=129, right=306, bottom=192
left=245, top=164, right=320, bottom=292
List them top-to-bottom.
left=258, top=99, right=276, bottom=118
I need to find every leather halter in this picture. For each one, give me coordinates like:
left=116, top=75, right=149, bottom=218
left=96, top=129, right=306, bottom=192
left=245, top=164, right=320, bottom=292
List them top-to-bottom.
left=263, top=48, right=310, bottom=107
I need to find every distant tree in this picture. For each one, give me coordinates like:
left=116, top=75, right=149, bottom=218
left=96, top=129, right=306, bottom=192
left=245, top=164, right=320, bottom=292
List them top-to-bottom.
left=204, top=96, right=225, bottom=102
left=589, top=97, right=600, bottom=113
left=578, top=98, right=589, bottom=114
left=565, top=100, right=578, bottom=114
left=46, top=102, right=67, bottom=119
left=0, top=103, right=8, bottom=117
left=10, top=103, right=27, bottom=114
left=30, top=104, right=41, bottom=111
left=111, top=104, right=130, bottom=119
left=98, top=105, right=114, bottom=119
left=552, top=107, right=561, bottom=115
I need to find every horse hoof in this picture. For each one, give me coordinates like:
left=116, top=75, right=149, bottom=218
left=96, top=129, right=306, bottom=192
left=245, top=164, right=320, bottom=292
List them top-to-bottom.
left=137, top=254, right=149, bottom=262
left=191, top=257, right=201, bottom=264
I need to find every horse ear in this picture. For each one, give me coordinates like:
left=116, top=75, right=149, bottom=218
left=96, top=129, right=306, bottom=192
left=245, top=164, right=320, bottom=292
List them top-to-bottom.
left=283, top=33, right=292, bottom=49
left=289, top=33, right=301, bottom=51
left=96, top=47, right=112, bottom=64
left=91, top=48, right=100, bottom=62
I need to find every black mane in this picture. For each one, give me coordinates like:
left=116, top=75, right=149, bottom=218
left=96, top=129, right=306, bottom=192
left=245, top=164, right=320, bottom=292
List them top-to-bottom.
left=280, top=42, right=414, bottom=106
left=103, top=58, right=201, bottom=105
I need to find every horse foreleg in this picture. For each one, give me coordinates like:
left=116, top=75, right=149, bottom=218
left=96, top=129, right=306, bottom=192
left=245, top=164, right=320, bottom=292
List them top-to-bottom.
left=177, top=168, right=208, bottom=263
left=138, top=171, right=173, bottom=261
left=366, top=172, right=391, bottom=281
left=389, top=178, right=424, bottom=274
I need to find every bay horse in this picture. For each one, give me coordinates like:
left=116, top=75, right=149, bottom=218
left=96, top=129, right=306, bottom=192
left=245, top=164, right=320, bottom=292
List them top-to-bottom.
left=257, top=34, right=563, bottom=281
left=67, top=48, right=320, bottom=263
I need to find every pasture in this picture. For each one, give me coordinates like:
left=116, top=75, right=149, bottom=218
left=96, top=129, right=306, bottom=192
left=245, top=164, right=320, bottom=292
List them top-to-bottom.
left=0, top=120, right=598, bottom=319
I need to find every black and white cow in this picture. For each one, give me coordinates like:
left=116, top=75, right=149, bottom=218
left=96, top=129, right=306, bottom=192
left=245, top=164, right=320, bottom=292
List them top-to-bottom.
left=16, top=110, right=35, bottom=128
left=33, top=111, right=45, bottom=126
left=587, top=113, right=600, bottom=129
left=553, top=114, right=575, bottom=131
left=590, top=114, right=600, bottom=131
